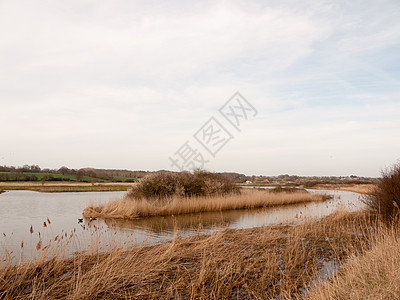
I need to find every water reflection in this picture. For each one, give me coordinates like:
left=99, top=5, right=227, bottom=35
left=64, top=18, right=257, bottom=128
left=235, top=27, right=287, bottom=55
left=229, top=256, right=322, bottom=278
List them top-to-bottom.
left=101, top=188, right=364, bottom=234
left=103, top=210, right=241, bottom=233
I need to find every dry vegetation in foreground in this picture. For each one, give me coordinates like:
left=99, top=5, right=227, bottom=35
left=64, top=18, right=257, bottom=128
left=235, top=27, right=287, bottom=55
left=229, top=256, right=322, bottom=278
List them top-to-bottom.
left=305, top=163, right=400, bottom=299
left=83, top=188, right=330, bottom=219
left=1, top=210, right=379, bottom=299
left=306, top=225, right=400, bottom=300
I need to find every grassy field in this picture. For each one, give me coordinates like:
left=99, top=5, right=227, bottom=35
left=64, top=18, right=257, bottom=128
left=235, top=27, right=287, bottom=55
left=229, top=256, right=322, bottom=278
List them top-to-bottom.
left=0, top=171, right=137, bottom=183
left=0, top=171, right=102, bottom=182
left=83, top=188, right=330, bottom=219
left=0, top=209, right=385, bottom=299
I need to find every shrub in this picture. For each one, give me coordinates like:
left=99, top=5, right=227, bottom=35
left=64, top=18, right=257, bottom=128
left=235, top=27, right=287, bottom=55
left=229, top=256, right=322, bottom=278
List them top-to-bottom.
left=363, top=163, right=400, bottom=221
left=127, top=170, right=239, bottom=202
left=42, top=174, right=54, bottom=181
left=29, top=175, right=38, bottom=181
left=124, top=178, right=136, bottom=183
left=304, top=181, right=318, bottom=188
left=270, top=186, right=306, bottom=193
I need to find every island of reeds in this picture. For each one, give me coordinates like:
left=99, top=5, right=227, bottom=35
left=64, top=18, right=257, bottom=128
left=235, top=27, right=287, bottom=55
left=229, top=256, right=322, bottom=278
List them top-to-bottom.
left=83, top=170, right=330, bottom=219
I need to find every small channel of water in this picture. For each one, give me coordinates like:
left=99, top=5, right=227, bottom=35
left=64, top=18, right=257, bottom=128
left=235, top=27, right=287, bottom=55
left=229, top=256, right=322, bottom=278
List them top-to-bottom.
left=0, top=188, right=364, bottom=263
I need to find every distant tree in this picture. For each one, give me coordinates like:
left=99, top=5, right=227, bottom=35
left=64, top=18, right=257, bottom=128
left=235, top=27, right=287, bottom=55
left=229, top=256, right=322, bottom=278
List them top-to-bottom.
left=21, top=164, right=30, bottom=172
left=30, top=165, right=41, bottom=172
left=58, top=166, right=70, bottom=175
left=9, top=171, right=18, bottom=181
left=75, top=171, right=84, bottom=181
left=0, top=173, right=9, bottom=181
left=42, top=174, right=54, bottom=181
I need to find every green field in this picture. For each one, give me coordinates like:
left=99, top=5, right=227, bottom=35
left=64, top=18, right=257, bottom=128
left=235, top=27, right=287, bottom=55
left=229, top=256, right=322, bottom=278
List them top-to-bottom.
left=0, top=172, right=137, bottom=182
left=28, top=172, right=103, bottom=181
left=112, top=176, right=136, bottom=182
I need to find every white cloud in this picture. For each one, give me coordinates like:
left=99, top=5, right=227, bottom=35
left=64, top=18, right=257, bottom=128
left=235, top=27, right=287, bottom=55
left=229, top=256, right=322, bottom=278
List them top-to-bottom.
left=0, top=0, right=399, bottom=176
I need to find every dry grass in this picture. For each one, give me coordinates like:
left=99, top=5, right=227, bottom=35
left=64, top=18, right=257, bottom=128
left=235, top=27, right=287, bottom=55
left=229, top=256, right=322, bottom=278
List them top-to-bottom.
left=0, top=182, right=134, bottom=192
left=309, top=184, right=375, bottom=195
left=83, top=188, right=330, bottom=219
left=0, top=209, right=377, bottom=299
left=306, top=224, right=400, bottom=299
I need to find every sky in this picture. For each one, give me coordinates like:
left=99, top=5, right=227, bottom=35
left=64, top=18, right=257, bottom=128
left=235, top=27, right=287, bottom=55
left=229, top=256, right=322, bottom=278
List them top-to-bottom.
left=0, top=0, right=399, bottom=177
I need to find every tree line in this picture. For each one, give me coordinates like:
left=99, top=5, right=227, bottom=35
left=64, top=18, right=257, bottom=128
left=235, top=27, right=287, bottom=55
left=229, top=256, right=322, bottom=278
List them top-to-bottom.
left=0, top=165, right=128, bottom=182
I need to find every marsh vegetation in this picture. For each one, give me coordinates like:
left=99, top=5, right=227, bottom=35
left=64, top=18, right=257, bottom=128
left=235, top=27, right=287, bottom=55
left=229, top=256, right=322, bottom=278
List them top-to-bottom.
left=2, top=166, right=400, bottom=299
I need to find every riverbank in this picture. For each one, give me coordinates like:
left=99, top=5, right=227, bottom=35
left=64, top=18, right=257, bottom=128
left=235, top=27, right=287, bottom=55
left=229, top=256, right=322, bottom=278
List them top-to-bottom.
left=0, top=182, right=135, bottom=193
left=0, top=182, right=375, bottom=194
left=241, top=183, right=376, bottom=195
left=307, top=183, right=375, bottom=195
left=83, top=188, right=331, bottom=219
left=1, top=209, right=383, bottom=299
left=306, top=223, right=400, bottom=299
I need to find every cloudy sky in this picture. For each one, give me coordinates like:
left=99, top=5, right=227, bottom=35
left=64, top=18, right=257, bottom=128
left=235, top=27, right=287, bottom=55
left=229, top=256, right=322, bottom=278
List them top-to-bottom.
left=1, top=0, right=399, bottom=177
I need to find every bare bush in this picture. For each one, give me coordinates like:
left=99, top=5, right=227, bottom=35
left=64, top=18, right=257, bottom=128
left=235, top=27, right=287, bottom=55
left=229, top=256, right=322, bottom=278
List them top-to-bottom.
left=363, top=163, right=400, bottom=221
left=127, top=170, right=239, bottom=202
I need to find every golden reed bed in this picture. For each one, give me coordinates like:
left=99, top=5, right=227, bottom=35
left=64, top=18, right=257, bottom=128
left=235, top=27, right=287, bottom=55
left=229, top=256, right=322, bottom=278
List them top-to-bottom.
left=83, top=188, right=330, bottom=219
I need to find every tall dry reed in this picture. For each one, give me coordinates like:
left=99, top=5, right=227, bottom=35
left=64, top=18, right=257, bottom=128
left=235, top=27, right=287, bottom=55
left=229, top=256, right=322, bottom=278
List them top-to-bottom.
left=306, top=221, right=400, bottom=299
